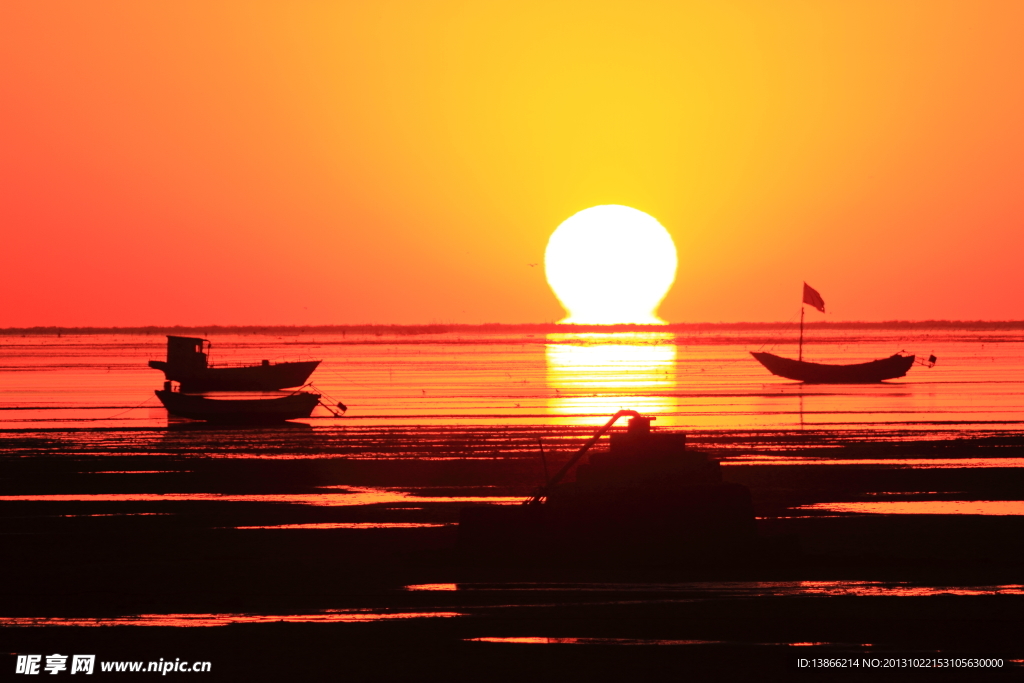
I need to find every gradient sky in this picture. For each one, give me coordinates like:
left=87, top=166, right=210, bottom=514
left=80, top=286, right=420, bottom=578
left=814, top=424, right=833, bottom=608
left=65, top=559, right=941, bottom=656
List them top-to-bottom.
left=3, top=1, right=1022, bottom=326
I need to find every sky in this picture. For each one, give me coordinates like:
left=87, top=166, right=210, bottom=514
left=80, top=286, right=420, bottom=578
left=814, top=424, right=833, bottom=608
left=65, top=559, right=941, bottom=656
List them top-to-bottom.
left=2, top=1, right=1022, bottom=327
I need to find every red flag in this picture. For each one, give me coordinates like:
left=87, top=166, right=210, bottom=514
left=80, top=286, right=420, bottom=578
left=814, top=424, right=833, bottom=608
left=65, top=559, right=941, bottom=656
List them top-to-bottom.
left=802, top=283, right=825, bottom=312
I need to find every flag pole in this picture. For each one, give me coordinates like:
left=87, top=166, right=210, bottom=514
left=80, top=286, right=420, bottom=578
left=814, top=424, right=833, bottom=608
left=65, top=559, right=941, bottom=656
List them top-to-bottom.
left=799, top=305, right=805, bottom=362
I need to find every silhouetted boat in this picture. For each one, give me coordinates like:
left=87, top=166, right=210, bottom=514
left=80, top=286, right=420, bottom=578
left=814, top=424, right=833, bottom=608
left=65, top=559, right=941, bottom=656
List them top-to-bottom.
left=752, top=283, right=920, bottom=383
left=149, top=336, right=320, bottom=391
left=750, top=351, right=915, bottom=383
left=155, top=387, right=321, bottom=422
left=458, top=410, right=759, bottom=561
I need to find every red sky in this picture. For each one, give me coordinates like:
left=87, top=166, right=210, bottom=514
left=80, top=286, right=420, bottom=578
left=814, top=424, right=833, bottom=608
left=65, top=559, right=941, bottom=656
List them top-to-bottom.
left=2, top=1, right=1023, bottom=326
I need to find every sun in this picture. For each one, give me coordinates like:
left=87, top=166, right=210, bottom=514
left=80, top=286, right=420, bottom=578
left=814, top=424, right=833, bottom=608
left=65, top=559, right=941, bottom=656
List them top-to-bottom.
left=545, top=205, right=678, bottom=324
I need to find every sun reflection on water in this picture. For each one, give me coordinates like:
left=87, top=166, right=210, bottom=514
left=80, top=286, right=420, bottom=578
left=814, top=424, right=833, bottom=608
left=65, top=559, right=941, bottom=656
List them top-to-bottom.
left=545, top=333, right=676, bottom=425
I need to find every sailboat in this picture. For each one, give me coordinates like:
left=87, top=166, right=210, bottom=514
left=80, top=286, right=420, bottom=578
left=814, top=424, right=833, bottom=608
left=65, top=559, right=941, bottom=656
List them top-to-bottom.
left=750, top=283, right=917, bottom=383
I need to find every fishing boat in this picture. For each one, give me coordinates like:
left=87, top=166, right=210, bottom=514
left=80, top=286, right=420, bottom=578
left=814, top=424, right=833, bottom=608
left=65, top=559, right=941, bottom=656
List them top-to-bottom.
left=751, top=283, right=922, bottom=383
left=148, top=336, right=321, bottom=391
left=750, top=351, right=915, bottom=383
left=155, top=385, right=322, bottom=423
left=458, top=410, right=758, bottom=560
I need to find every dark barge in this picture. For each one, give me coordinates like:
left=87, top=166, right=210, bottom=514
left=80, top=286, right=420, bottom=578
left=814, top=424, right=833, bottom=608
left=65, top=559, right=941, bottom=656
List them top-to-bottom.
left=458, top=411, right=760, bottom=562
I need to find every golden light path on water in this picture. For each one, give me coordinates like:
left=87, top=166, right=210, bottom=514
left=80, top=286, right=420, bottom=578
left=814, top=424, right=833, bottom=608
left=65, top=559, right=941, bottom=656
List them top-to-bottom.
left=545, top=332, right=676, bottom=424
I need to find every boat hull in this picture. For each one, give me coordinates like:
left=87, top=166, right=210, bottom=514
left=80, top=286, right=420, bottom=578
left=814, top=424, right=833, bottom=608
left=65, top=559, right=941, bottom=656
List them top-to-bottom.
left=750, top=351, right=915, bottom=383
left=148, top=360, right=321, bottom=392
left=155, top=390, right=320, bottom=422
left=459, top=483, right=756, bottom=558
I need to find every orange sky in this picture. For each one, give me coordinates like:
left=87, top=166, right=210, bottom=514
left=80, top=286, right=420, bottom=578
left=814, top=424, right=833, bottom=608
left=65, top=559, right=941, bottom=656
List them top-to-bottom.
left=2, top=1, right=1022, bottom=326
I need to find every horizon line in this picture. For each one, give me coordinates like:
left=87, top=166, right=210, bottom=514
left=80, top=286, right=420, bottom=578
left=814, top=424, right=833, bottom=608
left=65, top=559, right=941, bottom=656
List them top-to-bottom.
left=4, top=320, right=1024, bottom=335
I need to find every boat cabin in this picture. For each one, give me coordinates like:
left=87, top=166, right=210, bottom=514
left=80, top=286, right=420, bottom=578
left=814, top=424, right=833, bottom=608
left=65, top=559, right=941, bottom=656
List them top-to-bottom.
left=149, top=335, right=321, bottom=391
left=165, top=336, right=210, bottom=370
left=567, top=415, right=721, bottom=495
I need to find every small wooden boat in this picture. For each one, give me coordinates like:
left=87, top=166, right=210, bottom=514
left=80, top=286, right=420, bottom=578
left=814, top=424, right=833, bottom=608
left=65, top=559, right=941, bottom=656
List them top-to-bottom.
left=752, top=283, right=924, bottom=383
left=149, top=336, right=320, bottom=391
left=750, top=351, right=915, bottom=383
left=155, top=387, right=321, bottom=422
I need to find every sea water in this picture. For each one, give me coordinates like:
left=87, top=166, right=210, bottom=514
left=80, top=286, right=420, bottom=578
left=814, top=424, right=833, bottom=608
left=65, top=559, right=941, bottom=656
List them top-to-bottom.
left=1, top=325, right=1022, bottom=431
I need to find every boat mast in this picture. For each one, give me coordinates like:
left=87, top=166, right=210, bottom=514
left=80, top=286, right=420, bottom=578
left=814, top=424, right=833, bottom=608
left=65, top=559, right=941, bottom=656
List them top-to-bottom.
left=799, top=305, right=805, bottom=362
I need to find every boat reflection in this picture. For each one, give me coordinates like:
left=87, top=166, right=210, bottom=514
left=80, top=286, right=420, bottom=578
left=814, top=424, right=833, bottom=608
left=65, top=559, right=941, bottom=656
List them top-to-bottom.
left=545, top=333, right=676, bottom=425
left=165, top=421, right=313, bottom=433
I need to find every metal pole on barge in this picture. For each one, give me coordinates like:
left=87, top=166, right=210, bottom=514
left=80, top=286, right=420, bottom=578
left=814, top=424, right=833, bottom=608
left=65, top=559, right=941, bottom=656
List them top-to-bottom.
left=525, top=409, right=642, bottom=506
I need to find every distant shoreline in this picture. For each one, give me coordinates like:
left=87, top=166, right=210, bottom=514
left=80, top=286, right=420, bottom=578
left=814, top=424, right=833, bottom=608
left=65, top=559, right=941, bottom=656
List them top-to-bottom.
left=4, top=320, right=1024, bottom=335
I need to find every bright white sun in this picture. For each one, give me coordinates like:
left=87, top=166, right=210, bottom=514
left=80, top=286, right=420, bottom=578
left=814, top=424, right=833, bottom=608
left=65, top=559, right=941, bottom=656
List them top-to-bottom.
left=545, top=205, right=677, bottom=324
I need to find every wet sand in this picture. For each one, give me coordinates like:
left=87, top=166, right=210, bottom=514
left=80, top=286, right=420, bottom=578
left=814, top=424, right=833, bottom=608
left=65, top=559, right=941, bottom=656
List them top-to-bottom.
left=3, top=425, right=1023, bottom=680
